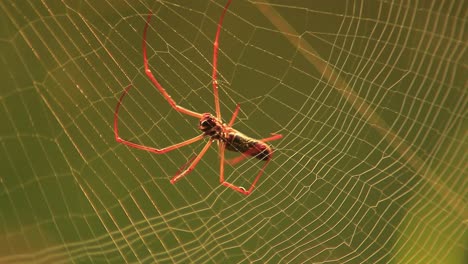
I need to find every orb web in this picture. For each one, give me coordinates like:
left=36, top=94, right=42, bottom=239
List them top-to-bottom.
left=0, top=0, right=465, bottom=263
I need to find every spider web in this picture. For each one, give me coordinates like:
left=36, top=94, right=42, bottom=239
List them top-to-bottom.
left=0, top=0, right=466, bottom=263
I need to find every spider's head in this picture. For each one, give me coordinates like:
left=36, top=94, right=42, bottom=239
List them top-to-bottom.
left=199, top=113, right=222, bottom=137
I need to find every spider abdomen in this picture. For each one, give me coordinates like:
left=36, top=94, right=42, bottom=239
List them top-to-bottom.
left=225, top=132, right=272, bottom=161
left=225, top=132, right=255, bottom=152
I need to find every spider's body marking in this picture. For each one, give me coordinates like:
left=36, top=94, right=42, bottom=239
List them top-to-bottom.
left=224, top=132, right=271, bottom=161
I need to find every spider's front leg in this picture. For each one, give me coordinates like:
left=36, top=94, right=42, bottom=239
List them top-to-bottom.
left=143, top=12, right=203, bottom=120
left=114, top=85, right=206, bottom=154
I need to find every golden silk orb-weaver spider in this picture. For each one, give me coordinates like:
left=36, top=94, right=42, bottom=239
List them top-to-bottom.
left=114, top=0, right=283, bottom=195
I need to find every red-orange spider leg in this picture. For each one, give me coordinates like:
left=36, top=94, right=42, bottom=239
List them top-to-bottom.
left=212, top=0, right=233, bottom=121
left=143, top=13, right=203, bottom=119
left=114, top=85, right=205, bottom=154
left=218, top=103, right=256, bottom=195
left=228, top=103, right=240, bottom=126
left=226, top=133, right=283, bottom=165
left=170, top=140, right=213, bottom=184
left=219, top=142, right=273, bottom=195
left=218, top=143, right=228, bottom=184
left=174, top=155, right=197, bottom=177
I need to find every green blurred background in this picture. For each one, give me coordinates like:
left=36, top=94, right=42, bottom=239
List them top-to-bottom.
left=0, top=0, right=465, bottom=263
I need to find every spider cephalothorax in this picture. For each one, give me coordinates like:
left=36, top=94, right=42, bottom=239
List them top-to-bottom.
left=114, top=0, right=282, bottom=195
left=199, top=113, right=223, bottom=137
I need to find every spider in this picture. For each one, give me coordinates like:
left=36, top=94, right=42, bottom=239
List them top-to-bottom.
left=114, top=0, right=282, bottom=195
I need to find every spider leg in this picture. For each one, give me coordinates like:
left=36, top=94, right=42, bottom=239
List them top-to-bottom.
left=212, top=0, right=233, bottom=121
left=143, top=13, right=203, bottom=119
left=114, top=85, right=205, bottom=154
left=228, top=103, right=240, bottom=126
left=226, top=133, right=283, bottom=165
left=170, top=140, right=213, bottom=184
left=219, top=141, right=274, bottom=195
left=218, top=142, right=247, bottom=193
left=219, top=142, right=227, bottom=183
left=225, top=151, right=249, bottom=166
left=244, top=158, right=272, bottom=195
